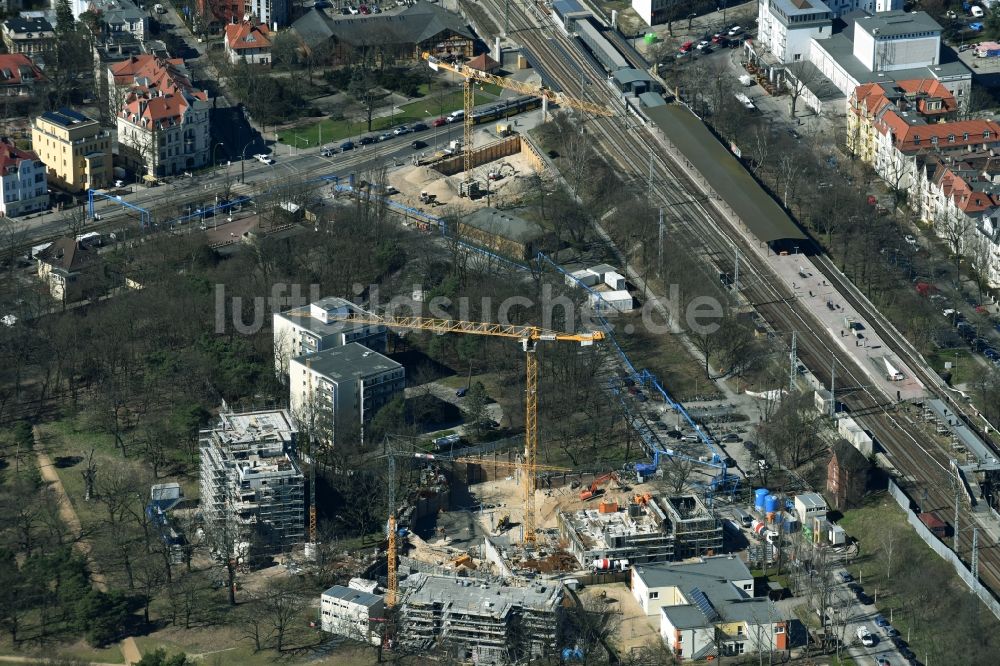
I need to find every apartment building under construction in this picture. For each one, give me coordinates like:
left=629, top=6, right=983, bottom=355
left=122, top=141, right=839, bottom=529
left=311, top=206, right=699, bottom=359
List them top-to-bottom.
left=199, top=409, right=304, bottom=554
left=559, top=493, right=722, bottom=567
left=398, top=573, right=562, bottom=665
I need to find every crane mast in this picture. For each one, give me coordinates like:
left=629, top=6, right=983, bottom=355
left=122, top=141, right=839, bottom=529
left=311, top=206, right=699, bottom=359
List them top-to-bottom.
left=325, top=311, right=602, bottom=545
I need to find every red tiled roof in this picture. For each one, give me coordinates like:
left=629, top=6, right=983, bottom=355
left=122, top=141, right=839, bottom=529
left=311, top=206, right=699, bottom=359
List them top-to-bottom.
left=225, top=21, right=271, bottom=51
left=0, top=53, right=44, bottom=87
left=466, top=53, right=499, bottom=72
left=110, top=55, right=193, bottom=95
left=0, top=139, right=38, bottom=172
left=930, top=160, right=1000, bottom=214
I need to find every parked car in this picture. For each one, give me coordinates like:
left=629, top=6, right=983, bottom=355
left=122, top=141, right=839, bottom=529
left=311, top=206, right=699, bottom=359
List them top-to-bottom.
left=359, top=4, right=370, bottom=13
left=371, top=4, right=381, bottom=12
left=348, top=5, right=359, bottom=14
left=340, top=6, right=350, bottom=14
left=727, top=25, right=742, bottom=36
left=711, top=33, right=724, bottom=43
left=696, top=40, right=711, bottom=51
left=432, top=117, right=448, bottom=127
left=411, top=122, right=428, bottom=131
left=393, top=125, right=411, bottom=135
left=377, top=132, right=393, bottom=141
left=339, top=141, right=355, bottom=151
left=320, top=146, right=335, bottom=157
left=253, top=153, right=274, bottom=164
left=904, top=234, right=917, bottom=245
left=455, top=388, right=467, bottom=397
left=721, top=433, right=740, bottom=443
left=837, top=571, right=853, bottom=583
left=856, top=590, right=873, bottom=605
left=874, top=615, right=889, bottom=628
left=856, top=625, right=876, bottom=647
left=876, top=658, right=891, bottom=666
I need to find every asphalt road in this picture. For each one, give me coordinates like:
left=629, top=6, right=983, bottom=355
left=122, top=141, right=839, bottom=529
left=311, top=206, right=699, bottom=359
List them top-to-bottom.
left=19, top=122, right=466, bottom=245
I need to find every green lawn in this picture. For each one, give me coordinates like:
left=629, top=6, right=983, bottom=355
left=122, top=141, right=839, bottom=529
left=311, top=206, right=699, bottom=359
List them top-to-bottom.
left=279, top=91, right=496, bottom=146
left=926, top=347, right=979, bottom=386
left=837, top=493, right=1000, bottom=663
left=0, top=636, right=125, bottom=664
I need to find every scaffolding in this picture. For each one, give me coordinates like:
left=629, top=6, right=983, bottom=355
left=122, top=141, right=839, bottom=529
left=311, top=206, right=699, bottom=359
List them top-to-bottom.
left=199, top=409, right=305, bottom=553
left=559, top=494, right=722, bottom=567
left=398, top=573, right=562, bottom=665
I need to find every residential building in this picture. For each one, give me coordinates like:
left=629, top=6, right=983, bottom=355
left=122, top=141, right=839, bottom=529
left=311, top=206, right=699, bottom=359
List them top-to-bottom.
left=73, top=0, right=147, bottom=41
left=199, top=0, right=287, bottom=28
left=631, top=0, right=672, bottom=26
left=757, top=0, right=834, bottom=64
left=291, top=3, right=475, bottom=64
left=748, top=7, right=971, bottom=114
left=807, top=12, right=971, bottom=108
left=1, top=17, right=55, bottom=55
left=224, top=21, right=272, bottom=65
left=0, top=53, right=45, bottom=97
left=109, top=55, right=211, bottom=177
left=847, top=79, right=1000, bottom=191
left=31, top=108, right=113, bottom=193
left=0, top=140, right=48, bottom=217
left=459, top=207, right=559, bottom=261
left=35, top=237, right=99, bottom=301
left=273, top=297, right=388, bottom=376
left=288, top=343, right=404, bottom=446
left=199, top=409, right=305, bottom=553
left=827, top=439, right=873, bottom=509
left=792, top=492, right=828, bottom=525
left=559, top=494, right=722, bottom=567
left=632, top=557, right=788, bottom=661
left=399, top=573, right=562, bottom=664
left=320, top=585, right=384, bottom=645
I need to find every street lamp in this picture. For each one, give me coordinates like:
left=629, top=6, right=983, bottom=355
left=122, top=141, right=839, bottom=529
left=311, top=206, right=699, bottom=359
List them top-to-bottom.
left=293, top=135, right=309, bottom=155
left=240, top=140, right=254, bottom=183
left=212, top=142, right=225, bottom=170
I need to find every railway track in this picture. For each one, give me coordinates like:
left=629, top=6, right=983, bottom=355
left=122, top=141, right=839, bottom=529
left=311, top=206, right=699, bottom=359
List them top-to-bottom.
left=482, top=0, right=1000, bottom=598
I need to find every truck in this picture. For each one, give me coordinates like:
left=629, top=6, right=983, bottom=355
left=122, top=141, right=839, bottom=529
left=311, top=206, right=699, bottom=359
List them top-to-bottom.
left=975, top=41, right=1000, bottom=57
left=883, top=357, right=904, bottom=381
left=751, top=520, right=780, bottom=544
left=592, top=558, right=629, bottom=572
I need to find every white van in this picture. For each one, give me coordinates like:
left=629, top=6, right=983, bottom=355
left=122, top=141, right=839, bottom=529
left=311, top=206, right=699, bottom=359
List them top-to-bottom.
left=154, top=3, right=166, bottom=13
left=972, top=5, right=985, bottom=17
left=446, top=110, right=464, bottom=123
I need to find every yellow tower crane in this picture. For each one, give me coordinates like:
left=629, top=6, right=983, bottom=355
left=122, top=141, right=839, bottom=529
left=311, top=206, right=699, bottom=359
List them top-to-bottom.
left=422, top=52, right=615, bottom=182
left=326, top=312, right=604, bottom=547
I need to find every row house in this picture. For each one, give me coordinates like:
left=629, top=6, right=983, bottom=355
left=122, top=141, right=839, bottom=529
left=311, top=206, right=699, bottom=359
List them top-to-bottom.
left=109, top=55, right=211, bottom=177
left=848, top=80, right=1000, bottom=192
left=0, top=139, right=48, bottom=217
left=916, top=153, right=1000, bottom=288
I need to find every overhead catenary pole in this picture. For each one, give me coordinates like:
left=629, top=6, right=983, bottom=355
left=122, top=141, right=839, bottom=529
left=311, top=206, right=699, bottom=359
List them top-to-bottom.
left=789, top=331, right=797, bottom=394
left=830, top=355, right=837, bottom=418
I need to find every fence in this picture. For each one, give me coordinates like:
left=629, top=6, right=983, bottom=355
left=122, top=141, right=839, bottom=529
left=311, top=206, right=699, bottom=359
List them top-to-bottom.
left=433, top=136, right=523, bottom=176
left=886, top=479, right=1000, bottom=622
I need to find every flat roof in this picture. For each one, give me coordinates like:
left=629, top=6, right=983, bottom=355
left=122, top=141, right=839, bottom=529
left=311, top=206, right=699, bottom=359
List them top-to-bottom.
left=771, top=0, right=832, bottom=16
left=854, top=10, right=941, bottom=38
left=814, top=33, right=970, bottom=85
left=791, top=61, right=844, bottom=102
left=613, top=68, right=653, bottom=86
left=639, top=91, right=667, bottom=107
left=643, top=105, right=808, bottom=245
left=40, top=107, right=95, bottom=128
left=463, top=207, right=547, bottom=242
left=276, top=297, right=381, bottom=338
left=292, top=342, right=401, bottom=382
left=794, top=492, right=828, bottom=509
left=634, top=556, right=753, bottom=589
left=403, top=573, right=561, bottom=614
left=323, top=584, right=383, bottom=609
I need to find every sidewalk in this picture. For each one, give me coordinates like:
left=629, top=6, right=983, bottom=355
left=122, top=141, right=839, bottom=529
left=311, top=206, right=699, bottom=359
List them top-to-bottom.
left=33, top=427, right=143, bottom=665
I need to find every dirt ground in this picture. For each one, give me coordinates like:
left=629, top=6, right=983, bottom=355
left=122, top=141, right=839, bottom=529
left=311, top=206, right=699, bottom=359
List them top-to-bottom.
left=387, top=147, right=544, bottom=216
left=580, top=582, right=661, bottom=654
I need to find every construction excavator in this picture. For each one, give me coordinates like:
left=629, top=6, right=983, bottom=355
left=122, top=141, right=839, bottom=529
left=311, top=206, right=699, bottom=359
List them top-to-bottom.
left=579, top=472, right=624, bottom=501
left=496, top=513, right=512, bottom=533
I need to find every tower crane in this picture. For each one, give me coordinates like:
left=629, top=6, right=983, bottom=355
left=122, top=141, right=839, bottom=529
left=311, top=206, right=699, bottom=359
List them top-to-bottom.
left=421, top=52, right=616, bottom=183
left=326, top=312, right=604, bottom=546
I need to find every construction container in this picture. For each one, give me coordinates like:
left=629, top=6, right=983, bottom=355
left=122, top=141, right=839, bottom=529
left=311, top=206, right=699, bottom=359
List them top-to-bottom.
left=604, top=271, right=626, bottom=290
left=754, top=488, right=769, bottom=511
left=765, top=494, right=779, bottom=513
left=598, top=501, right=619, bottom=514
left=919, top=512, right=949, bottom=538
left=781, top=513, right=799, bottom=533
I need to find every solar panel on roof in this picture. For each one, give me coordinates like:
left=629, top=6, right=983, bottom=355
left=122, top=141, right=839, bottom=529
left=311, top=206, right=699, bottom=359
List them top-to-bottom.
left=689, top=587, right=719, bottom=622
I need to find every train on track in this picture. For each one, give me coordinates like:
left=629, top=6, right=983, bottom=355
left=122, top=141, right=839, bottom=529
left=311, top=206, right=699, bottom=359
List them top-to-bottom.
left=470, top=95, right=542, bottom=124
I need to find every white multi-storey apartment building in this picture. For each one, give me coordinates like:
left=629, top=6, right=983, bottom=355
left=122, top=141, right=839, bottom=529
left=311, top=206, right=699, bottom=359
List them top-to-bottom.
left=757, top=0, right=833, bottom=64
left=0, top=140, right=48, bottom=217
left=273, top=297, right=387, bottom=376
left=289, top=343, right=404, bottom=446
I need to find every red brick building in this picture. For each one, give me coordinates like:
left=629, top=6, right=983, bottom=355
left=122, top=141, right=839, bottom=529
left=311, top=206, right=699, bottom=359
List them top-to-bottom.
left=826, top=439, right=871, bottom=511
